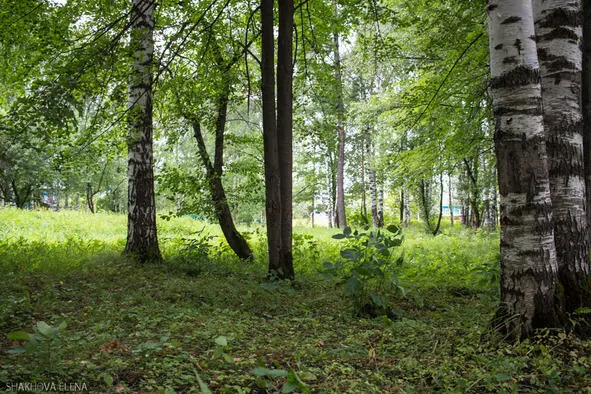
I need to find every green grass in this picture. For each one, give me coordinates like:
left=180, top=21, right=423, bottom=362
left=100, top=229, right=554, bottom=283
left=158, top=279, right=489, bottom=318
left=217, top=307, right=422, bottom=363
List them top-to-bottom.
left=1, top=208, right=590, bottom=393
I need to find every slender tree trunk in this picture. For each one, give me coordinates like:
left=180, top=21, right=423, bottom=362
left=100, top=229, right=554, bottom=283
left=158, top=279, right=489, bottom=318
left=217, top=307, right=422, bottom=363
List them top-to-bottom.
left=125, top=0, right=161, bottom=263
left=261, top=0, right=282, bottom=275
left=276, top=0, right=294, bottom=279
left=487, top=0, right=562, bottom=338
left=534, top=0, right=591, bottom=313
left=584, top=0, right=591, bottom=231
left=333, top=1, right=346, bottom=228
left=192, top=121, right=253, bottom=260
left=361, top=137, right=367, bottom=221
left=464, top=159, right=482, bottom=228
left=369, top=167, right=378, bottom=227
left=433, top=173, right=444, bottom=236
left=448, top=174, right=454, bottom=226
left=419, top=179, right=433, bottom=232
left=377, top=180, right=384, bottom=227
left=86, top=182, right=95, bottom=213
left=403, top=186, right=410, bottom=226
left=399, top=188, right=404, bottom=224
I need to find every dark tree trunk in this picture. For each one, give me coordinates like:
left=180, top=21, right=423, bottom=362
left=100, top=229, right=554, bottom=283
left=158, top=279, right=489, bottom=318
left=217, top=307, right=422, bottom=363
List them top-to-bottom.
left=125, top=0, right=162, bottom=263
left=260, top=0, right=294, bottom=279
left=261, top=0, right=282, bottom=275
left=276, top=0, right=294, bottom=279
left=334, top=1, right=346, bottom=228
left=192, top=121, right=253, bottom=260
left=361, top=136, right=367, bottom=221
left=464, top=159, right=481, bottom=229
left=433, top=174, right=444, bottom=236
left=448, top=174, right=454, bottom=226
left=419, top=179, right=433, bottom=232
left=11, top=181, right=32, bottom=209
left=86, top=182, right=95, bottom=213
left=399, top=188, right=404, bottom=225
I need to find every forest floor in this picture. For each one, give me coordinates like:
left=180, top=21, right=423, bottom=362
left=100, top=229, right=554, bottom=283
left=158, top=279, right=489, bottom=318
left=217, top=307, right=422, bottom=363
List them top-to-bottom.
left=1, top=208, right=591, bottom=393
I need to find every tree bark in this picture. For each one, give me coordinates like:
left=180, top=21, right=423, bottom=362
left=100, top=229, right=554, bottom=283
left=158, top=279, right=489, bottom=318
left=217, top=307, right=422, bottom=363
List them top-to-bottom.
left=125, top=0, right=162, bottom=264
left=260, top=0, right=294, bottom=279
left=261, top=0, right=282, bottom=275
left=276, top=0, right=295, bottom=279
left=333, top=0, right=346, bottom=228
left=487, top=0, right=562, bottom=338
left=534, top=0, right=591, bottom=312
left=584, top=0, right=591, bottom=231
left=192, top=121, right=253, bottom=260
left=369, top=168, right=378, bottom=227
left=433, top=173, right=444, bottom=236
left=448, top=174, right=454, bottom=226
left=419, top=179, right=433, bottom=232
left=377, top=180, right=384, bottom=227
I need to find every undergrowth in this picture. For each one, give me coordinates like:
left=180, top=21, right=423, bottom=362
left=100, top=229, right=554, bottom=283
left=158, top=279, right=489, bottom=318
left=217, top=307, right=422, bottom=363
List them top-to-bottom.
left=0, top=208, right=590, bottom=393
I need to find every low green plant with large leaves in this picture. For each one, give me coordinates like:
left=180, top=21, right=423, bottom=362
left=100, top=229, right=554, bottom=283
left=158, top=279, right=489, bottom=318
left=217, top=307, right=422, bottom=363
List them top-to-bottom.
left=321, top=225, right=405, bottom=318
left=8, top=320, right=67, bottom=373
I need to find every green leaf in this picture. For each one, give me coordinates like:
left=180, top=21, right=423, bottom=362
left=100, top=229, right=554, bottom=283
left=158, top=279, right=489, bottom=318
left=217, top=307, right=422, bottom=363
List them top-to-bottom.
left=386, top=224, right=400, bottom=234
left=343, top=226, right=352, bottom=236
left=332, top=233, right=346, bottom=240
left=340, top=248, right=361, bottom=261
left=36, top=321, right=53, bottom=337
left=57, top=321, right=67, bottom=331
left=7, top=331, right=30, bottom=341
left=214, top=336, right=228, bottom=347
left=7, top=346, right=27, bottom=354
left=223, top=353, right=234, bottom=363
left=251, top=367, right=289, bottom=378
left=195, top=371, right=212, bottom=394
left=102, top=373, right=113, bottom=386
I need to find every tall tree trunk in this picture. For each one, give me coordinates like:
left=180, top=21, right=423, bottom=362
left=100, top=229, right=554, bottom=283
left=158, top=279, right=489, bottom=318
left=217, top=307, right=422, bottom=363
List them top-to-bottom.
left=125, top=0, right=161, bottom=263
left=260, top=0, right=294, bottom=279
left=261, top=0, right=282, bottom=275
left=276, top=0, right=294, bottom=279
left=487, top=0, right=562, bottom=338
left=534, top=0, right=591, bottom=313
left=584, top=0, right=591, bottom=231
left=333, top=1, right=346, bottom=228
left=192, top=121, right=253, bottom=260
left=361, top=136, right=367, bottom=221
left=464, top=158, right=482, bottom=228
left=369, top=169, right=378, bottom=227
left=433, top=173, right=444, bottom=236
left=448, top=174, right=454, bottom=226
left=419, top=179, right=433, bottom=232
left=377, top=180, right=384, bottom=227
left=86, top=182, right=95, bottom=213
left=403, top=186, right=410, bottom=226
left=399, top=188, right=404, bottom=224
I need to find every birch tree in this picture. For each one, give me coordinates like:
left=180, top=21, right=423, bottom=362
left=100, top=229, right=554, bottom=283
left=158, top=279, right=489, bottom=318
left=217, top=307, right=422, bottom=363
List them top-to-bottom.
left=125, top=0, right=162, bottom=263
left=487, top=0, right=561, bottom=338
left=534, top=0, right=591, bottom=312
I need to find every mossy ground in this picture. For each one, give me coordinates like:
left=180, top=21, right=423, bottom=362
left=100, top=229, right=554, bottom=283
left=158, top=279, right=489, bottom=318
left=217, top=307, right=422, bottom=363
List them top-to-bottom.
left=1, top=208, right=590, bottom=393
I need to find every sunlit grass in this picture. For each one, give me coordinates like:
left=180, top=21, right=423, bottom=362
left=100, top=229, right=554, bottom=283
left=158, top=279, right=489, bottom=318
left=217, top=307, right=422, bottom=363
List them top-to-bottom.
left=2, top=208, right=589, bottom=393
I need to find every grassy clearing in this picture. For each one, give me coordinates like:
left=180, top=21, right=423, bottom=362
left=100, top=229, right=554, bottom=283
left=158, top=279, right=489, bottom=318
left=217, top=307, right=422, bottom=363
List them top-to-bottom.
left=1, top=208, right=590, bottom=393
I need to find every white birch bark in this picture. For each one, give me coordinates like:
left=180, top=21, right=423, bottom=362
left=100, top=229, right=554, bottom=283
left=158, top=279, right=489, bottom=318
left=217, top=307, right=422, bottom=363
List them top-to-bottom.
left=125, top=0, right=161, bottom=262
left=487, top=0, right=560, bottom=337
left=533, top=0, right=590, bottom=311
